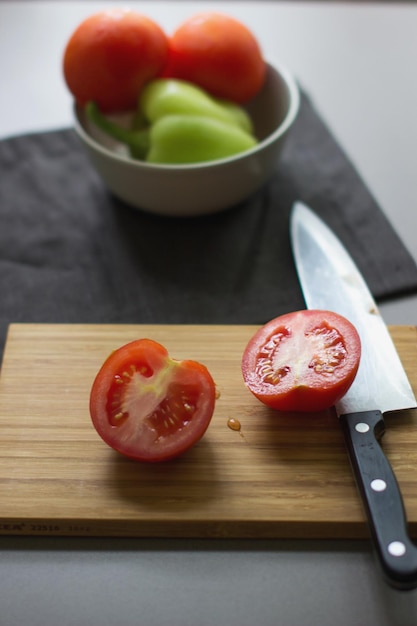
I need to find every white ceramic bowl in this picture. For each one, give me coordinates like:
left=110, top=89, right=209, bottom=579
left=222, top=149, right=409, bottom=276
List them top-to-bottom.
left=73, top=61, right=300, bottom=217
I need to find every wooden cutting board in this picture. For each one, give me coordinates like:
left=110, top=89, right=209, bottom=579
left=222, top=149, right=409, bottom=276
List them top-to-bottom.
left=0, top=323, right=416, bottom=539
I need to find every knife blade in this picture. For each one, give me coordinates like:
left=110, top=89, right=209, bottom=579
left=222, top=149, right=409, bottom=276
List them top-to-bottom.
left=290, top=201, right=417, bottom=590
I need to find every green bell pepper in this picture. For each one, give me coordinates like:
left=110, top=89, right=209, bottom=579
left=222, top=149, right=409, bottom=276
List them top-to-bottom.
left=85, top=78, right=258, bottom=165
left=139, top=78, right=253, bottom=134
left=85, top=102, right=149, bottom=160
left=145, top=114, right=257, bottom=164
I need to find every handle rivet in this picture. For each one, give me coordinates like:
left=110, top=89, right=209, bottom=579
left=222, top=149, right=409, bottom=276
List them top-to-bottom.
left=355, top=422, right=370, bottom=433
left=371, top=479, right=387, bottom=492
left=388, top=541, right=406, bottom=557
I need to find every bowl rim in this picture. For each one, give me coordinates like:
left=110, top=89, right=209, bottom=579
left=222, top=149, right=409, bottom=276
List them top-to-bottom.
left=73, top=60, right=300, bottom=171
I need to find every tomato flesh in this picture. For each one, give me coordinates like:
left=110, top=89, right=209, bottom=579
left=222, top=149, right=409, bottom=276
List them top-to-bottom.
left=242, top=310, right=361, bottom=413
left=90, top=339, right=216, bottom=462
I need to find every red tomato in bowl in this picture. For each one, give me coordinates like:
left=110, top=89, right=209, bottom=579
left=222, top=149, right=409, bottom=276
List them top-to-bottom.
left=63, top=9, right=169, bottom=113
left=165, top=12, right=266, bottom=103
left=242, top=310, right=361, bottom=413
left=90, top=339, right=216, bottom=462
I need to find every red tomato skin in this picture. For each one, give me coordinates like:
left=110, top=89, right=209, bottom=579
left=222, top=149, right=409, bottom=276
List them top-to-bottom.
left=63, top=9, right=169, bottom=113
left=164, top=12, right=266, bottom=103
left=242, top=310, right=361, bottom=413
left=90, top=339, right=216, bottom=462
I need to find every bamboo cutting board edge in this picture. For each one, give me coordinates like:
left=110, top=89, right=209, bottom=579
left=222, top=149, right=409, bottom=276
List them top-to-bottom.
left=0, top=322, right=416, bottom=539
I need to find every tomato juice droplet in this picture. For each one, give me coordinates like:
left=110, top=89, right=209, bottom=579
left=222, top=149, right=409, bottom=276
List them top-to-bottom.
left=227, top=418, right=241, bottom=432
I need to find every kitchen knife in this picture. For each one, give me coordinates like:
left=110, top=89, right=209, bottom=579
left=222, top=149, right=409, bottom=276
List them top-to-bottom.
left=290, top=201, right=417, bottom=590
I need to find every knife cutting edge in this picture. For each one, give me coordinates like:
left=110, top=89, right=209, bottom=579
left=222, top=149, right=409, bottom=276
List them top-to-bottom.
left=290, top=201, right=417, bottom=590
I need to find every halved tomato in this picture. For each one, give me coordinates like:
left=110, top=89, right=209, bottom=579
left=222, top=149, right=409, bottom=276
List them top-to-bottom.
left=241, top=310, right=361, bottom=413
left=90, top=339, right=216, bottom=462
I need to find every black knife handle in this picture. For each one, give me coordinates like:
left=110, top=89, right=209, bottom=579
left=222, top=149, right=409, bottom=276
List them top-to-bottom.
left=340, top=410, right=417, bottom=590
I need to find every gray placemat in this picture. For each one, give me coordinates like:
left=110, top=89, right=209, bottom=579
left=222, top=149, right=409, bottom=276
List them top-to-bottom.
left=0, top=90, right=416, bottom=359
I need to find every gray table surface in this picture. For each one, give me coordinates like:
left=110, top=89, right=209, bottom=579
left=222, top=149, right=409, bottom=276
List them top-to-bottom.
left=1, top=2, right=417, bottom=625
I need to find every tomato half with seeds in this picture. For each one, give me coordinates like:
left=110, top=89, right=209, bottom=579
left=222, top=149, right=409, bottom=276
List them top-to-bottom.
left=242, top=310, right=361, bottom=413
left=90, top=339, right=216, bottom=462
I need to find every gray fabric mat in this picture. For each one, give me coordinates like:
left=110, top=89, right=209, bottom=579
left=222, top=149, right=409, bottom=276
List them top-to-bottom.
left=0, top=90, right=416, bottom=359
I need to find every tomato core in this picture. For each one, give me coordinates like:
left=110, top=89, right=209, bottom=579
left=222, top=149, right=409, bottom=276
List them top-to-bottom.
left=255, top=322, right=349, bottom=388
